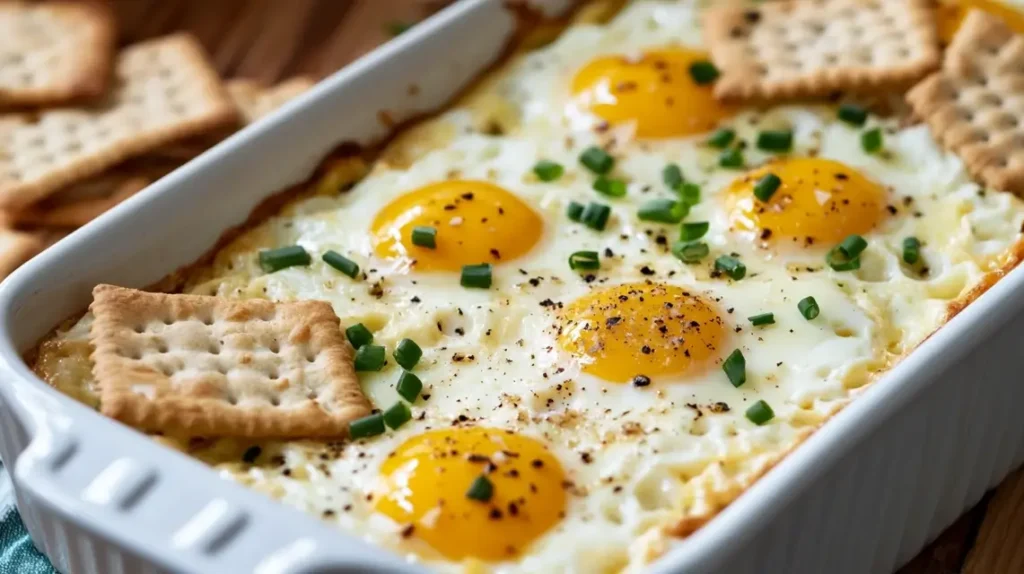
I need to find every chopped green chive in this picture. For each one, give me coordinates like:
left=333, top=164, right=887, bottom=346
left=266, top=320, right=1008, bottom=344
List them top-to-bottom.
left=689, top=61, right=720, bottom=85
left=837, top=104, right=868, bottom=127
left=706, top=128, right=735, bottom=148
left=862, top=128, right=883, bottom=154
left=757, top=130, right=793, bottom=152
left=579, top=146, right=614, bottom=174
left=719, top=148, right=744, bottom=169
left=533, top=160, right=564, bottom=182
left=663, top=164, right=684, bottom=189
left=753, top=173, right=781, bottom=202
left=593, top=176, right=627, bottom=198
left=677, top=182, right=701, bottom=206
left=638, top=198, right=687, bottom=223
left=566, top=201, right=585, bottom=222
left=582, top=202, right=612, bottom=231
left=680, top=221, right=709, bottom=241
left=411, top=226, right=437, bottom=249
left=826, top=234, right=866, bottom=271
left=838, top=234, right=868, bottom=258
left=903, top=236, right=921, bottom=265
left=672, top=241, right=709, bottom=263
left=259, top=245, right=310, bottom=273
left=827, top=249, right=861, bottom=271
left=322, top=250, right=359, bottom=278
left=568, top=250, right=600, bottom=271
left=714, top=255, right=746, bottom=280
left=461, top=263, right=492, bottom=288
left=798, top=296, right=819, bottom=320
left=749, top=312, right=775, bottom=326
left=345, top=323, right=373, bottom=349
left=394, top=338, right=422, bottom=370
left=354, top=344, right=386, bottom=371
left=722, top=349, right=746, bottom=387
left=396, top=371, right=423, bottom=403
left=746, top=400, right=775, bottom=425
left=383, top=401, right=412, bottom=430
left=349, top=413, right=385, bottom=439
left=466, top=474, right=494, bottom=502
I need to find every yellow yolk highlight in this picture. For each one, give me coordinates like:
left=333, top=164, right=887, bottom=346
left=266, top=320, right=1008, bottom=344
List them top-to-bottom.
left=937, top=1, right=1024, bottom=43
left=571, top=48, right=735, bottom=138
left=728, top=158, right=886, bottom=249
left=372, top=180, right=543, bottom=271
left=559, top=283, right=728, bottom=383
left=375, top=427, right=566, bottom=561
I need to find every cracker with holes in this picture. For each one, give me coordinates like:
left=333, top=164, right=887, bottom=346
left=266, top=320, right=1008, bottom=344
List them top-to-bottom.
left=703, top=0, right=941, bottom=102
left=0, top=2, right=116, bottom=106
left=907, top=11, right=1024, bottom=194
left=0, top=33, right=238, bottom=209
left=227, top=77, right=316, bottom=124
left=89, top=285, right=372, bottom=438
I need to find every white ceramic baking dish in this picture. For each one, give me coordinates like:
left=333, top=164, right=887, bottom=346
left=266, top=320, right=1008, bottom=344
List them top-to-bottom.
left=2, top=1, right=1024, bottom=572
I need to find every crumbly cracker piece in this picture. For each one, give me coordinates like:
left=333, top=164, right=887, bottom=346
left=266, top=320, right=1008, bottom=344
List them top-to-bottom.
left=704, top=0, right=941, bottom=102
left=0, top=2, right=116, bottom=106
left=906, top=11, right=1024, bottom=194
left=0, top=33, right=238, bottom=209
left=226, top=77, right=316, bottom=124
left=11, top=175, right=151, bottom=228
left=0, top=227, right=42, bottom=278
left=89, top=285, right=372, bottom=438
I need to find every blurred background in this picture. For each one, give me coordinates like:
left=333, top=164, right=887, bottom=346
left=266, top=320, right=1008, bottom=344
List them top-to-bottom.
left=106, top=0, right=451, bottom=83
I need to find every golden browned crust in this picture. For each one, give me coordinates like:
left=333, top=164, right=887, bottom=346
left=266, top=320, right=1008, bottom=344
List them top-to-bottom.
left=705, top=0, right=941, bottom=103
left=0, top=1, right=117, bottom=106
left=906, top=11, right=1024, bottom=195
left=0, top=33, right=239, bottom=210
left=89, top=285, right=371, bottom=438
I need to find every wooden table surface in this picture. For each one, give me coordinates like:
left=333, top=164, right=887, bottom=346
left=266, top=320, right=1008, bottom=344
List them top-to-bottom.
left=108, top=1, right=1023, bottom=571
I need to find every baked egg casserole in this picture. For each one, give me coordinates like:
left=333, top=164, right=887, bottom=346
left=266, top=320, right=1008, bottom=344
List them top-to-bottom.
left=30, top=1, right=1024, bottom=571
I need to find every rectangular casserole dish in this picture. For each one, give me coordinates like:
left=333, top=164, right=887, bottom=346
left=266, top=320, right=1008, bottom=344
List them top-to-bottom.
left=2, top=1, right=1024, bottom=572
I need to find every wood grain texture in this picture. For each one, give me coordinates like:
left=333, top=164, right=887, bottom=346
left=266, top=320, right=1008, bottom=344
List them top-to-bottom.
left=109, top=0, right=447, bottom=83
left=97, top=1, right=1024, bottom=571
left=964, top=468, right=1024, bottom=574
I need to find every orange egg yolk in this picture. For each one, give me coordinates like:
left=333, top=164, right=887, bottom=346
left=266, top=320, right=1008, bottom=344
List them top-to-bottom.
left=937, top=1, right=1024, bottom=44
left=570, top=48, right=736, bottom=138
left=727, top=158, right=886, bottom=249
left=371, top=180, right=543, bottom=271
left=559, top=283, right=728, bottom=383
left=375, top=427, right=566, bottom=561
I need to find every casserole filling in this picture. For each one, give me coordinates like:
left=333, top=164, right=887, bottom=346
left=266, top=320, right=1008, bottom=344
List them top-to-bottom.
left=31, top=1, right=1024, bottom=571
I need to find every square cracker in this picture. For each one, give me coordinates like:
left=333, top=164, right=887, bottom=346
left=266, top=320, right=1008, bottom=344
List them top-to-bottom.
left=704, top=0, right=941, bottom=102
left=0, top=2, right=116, bottom=106
left=906, top=11, right=1024, bottom=194
left=0, top=33, right=238, bottom=210
left=89, top=285, right=372, bottom=438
